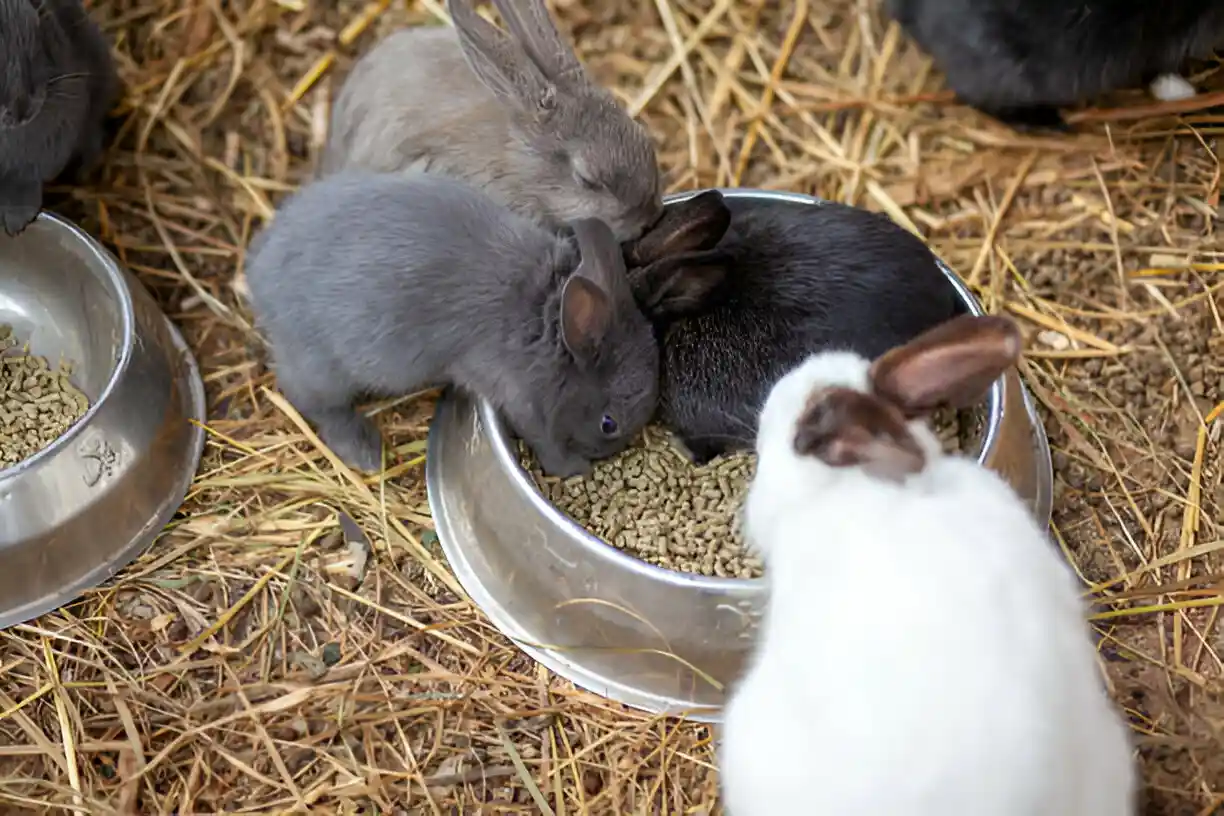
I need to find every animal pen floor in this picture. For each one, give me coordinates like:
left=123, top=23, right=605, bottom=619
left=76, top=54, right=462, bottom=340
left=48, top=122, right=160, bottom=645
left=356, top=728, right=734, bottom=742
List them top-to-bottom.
left=1, top=0, right=1223, bottom=813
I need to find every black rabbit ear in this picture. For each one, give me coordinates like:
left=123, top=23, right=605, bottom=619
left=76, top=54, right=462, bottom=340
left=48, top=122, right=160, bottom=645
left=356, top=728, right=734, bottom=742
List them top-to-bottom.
left=624, top=191, right=731, bottom=267
left=628, top=250, right=728, bottom=321
left=560, top=273, right=612, bottom=361
left=869, top=315, right=1023, bottom=417
left=794, top=387, right=926, bottom=482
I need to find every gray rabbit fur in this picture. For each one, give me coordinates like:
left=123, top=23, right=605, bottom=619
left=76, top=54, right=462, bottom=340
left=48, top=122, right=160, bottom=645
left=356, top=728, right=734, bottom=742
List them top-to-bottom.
left=0, top=0, right=119, bottom=235
left=320, top=0, right=662, bottom=242
left=885, top=0, right=1224, bottom=131
left=246, top=171, right=659, bottom=477
left=622, top=192, right=961, bottom=465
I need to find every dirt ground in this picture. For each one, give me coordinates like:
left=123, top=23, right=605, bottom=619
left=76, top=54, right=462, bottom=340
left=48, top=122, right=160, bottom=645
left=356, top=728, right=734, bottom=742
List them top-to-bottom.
left=0, top=0, right=1222, bottom=813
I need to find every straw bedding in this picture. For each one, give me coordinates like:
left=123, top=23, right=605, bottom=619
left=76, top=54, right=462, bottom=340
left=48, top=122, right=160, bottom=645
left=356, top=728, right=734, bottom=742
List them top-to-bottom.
left=0, top=0, right=1221, bottom=813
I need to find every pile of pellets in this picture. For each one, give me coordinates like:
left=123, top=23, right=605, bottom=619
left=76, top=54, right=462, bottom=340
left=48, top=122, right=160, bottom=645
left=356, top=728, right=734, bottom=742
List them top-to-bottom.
left=0, top=325, right=91, bottom=469
left=523, top=408, right=983, bottom=580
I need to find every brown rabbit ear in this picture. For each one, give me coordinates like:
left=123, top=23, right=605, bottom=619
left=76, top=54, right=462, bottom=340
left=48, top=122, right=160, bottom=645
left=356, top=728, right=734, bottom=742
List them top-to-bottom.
left=449, top=0, right=556, bottom=114
left=489, top=0, right=584, bottom=82
left=624, top=191, right=731, bottom=268
left=627, top=250, right=729, bottom=321
left=869, top=315, right=1023, bottom=417
left=794, top=388, right=926, bottom=482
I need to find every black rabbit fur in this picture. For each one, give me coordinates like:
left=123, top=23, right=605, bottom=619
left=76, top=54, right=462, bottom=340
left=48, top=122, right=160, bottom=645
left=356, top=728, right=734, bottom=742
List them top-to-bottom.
left=0, top=0, right=119, bottom=235
left=885, top=0, right=1224, bottom=131
left=629, top=196, right=962, bottom=465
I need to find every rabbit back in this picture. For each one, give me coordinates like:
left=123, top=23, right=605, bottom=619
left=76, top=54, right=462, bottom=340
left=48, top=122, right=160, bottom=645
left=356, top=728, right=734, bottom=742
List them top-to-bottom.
left=886, top=0, right=1224, bottom=123
left=322, top=26, right=488, bottom=178
left=247, top=171, right=574, bottom=402
left=658, top=200, right=960, bottom=462
left=721, top=450, right=1135, bottom=815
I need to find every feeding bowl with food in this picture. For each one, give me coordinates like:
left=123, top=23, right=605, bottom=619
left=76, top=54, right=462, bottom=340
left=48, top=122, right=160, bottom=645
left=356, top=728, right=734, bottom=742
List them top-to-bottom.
left=426, top=188, right=1054, bottom=720
left=0, top=212, right=207, bottom=630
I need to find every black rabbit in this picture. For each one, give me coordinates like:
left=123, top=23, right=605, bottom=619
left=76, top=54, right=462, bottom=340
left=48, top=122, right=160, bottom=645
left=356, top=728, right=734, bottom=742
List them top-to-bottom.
left=0, top=0, right=119, bottom=235
left=884, top=0, right=1224, bottom=131
left=622, top=191, right=961, bottom=465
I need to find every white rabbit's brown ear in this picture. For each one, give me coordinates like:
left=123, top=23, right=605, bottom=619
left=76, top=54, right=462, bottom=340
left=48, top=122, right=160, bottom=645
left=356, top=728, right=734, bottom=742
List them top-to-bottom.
left=449, top=0, right=556, bottom=114
left=490, top=0, right=584, bottom=82
left=624, top=191, right=731, bottom=268
left=869, top=315, right=1022, bottom=417
left=794, top=388, right=925, bottom=482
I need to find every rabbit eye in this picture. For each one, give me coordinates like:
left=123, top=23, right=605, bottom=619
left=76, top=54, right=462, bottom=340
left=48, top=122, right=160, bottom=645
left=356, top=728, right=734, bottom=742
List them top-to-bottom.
left=600, top=415, right=618, bottom=436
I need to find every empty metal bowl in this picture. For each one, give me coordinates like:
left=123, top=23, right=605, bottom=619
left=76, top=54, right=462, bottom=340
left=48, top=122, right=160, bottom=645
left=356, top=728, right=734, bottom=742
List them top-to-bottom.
left=427, top=188, right=1053, bottom=721
left=0, top=212, right=207, bottom=629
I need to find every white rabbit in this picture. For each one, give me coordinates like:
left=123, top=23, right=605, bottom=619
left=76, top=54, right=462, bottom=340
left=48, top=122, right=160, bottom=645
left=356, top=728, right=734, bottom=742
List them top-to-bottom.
left=320, top=0, right=663, bottom=241
left=719, top=314, right=1136, bottom=816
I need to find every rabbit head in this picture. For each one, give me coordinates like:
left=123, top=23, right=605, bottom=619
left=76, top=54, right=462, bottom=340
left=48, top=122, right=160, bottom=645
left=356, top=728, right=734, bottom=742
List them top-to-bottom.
left=0, top=0, right=52, bottom=129
left=448, top=0, right=663, bottom=240
left=622, top=190, right=734, bottom=321
left=550, top=217, right=660, bottom=464
left=756, top=314, right=1023, bottom=486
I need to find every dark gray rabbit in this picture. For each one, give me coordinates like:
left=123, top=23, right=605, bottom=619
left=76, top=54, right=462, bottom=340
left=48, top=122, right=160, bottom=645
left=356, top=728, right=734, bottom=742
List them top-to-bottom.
left=0, top=0, right=119, bottom=235
left=884, top=0, right=1224, bottom=131
left=246, top=171, right=659, bottom=477
left=622, top=191, right=961, bottom=465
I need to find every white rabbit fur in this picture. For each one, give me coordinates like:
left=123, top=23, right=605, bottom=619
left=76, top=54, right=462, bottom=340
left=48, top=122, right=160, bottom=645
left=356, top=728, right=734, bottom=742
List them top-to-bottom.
left=719, top=337, right=1136, bottom=815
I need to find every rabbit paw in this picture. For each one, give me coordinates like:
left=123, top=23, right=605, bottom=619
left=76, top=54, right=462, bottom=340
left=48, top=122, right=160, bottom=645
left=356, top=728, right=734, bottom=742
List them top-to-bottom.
left=0, top=181, right=42, bottom=236
left=319, top=413, right=385, bottom=473
left=678, top=436, right=731, bottom=466
left=534, top=444, right=592, bottom=479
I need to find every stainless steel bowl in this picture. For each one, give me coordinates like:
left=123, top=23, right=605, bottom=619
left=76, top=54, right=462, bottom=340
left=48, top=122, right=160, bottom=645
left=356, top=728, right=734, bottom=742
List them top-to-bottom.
left=427, top=188, right=1054, bottom=721
left=0, top=212, right=207, bottom=629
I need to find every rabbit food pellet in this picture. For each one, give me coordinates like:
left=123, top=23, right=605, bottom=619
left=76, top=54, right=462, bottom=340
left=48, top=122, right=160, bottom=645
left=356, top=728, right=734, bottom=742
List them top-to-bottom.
left=0, top=325, right=91, bottom=469
left=522, top=409, right=984, bottom=580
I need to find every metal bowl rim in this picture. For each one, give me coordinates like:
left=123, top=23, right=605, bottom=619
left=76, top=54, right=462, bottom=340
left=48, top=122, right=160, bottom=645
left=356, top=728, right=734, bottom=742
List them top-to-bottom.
left=437, top=187, right=1012, bottom=590
left=0, top=212, right=136, bottom=481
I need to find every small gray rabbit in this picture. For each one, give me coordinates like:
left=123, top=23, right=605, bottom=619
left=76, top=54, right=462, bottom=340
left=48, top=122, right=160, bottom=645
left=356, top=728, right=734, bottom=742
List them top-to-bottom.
left=0, top=0, right=119, bottom=235
left=320, top=0, right=663, bottom=242
left=884, top=0, right=1224, bottom=131
left=245, top=171, right=660, bottom=477
left=621, top=191, right=962, bottom=465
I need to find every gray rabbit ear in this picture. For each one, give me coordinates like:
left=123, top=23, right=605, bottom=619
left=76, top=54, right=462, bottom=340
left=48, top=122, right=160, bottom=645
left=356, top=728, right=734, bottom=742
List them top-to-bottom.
left=448, top=0, right=556, bottom=114
left=489, top=0, right=584, bottom=82
left=625, top=191, right=731, bottom=267
left=570, top=217, right=631, bottom=302
left=628, top=250, right=728, bottom=321
left=560, top=274, right=612, bottom=361
left=869, top=315, right=1023, bottom=417
left=794, top=387, right=926, bottom=482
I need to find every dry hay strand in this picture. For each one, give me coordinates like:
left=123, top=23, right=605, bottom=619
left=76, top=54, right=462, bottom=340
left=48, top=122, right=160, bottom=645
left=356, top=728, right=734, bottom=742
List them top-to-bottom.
left=0, top=0, right=1221, bottom=812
